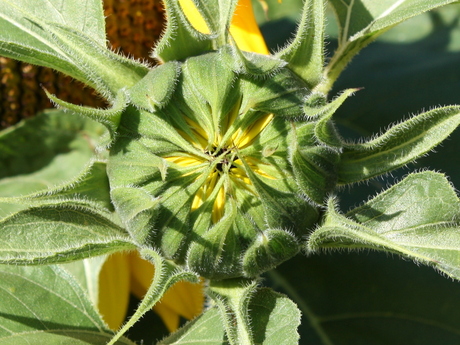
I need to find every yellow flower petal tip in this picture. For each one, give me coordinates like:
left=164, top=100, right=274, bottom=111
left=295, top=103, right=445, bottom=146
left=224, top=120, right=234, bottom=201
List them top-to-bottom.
left=179, top=0, right=211, bottom=34
left=230, top=0, right=269, bottom=54
left=98, top=251, right=204, bottom=333
left=128, top=252, right=204, bottom=332
left=153, top=279, right=205, bottom=332
left=161, top=280, right=205, bottom=320
left=153, top=303, right=180, bottom=333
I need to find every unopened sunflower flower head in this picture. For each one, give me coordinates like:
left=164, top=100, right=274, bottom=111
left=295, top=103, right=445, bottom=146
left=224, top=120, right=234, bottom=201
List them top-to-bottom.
left=104, top=0, right=337, bottom=280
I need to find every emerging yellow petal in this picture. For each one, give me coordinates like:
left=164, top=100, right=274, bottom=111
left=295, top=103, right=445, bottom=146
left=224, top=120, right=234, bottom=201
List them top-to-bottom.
left=179, top=0, right=211, bottom=34
left=179, top=0, right=268, bottom=54
left=230, top=0, right=269, bottom=54
left=165, top=109, right=274, bottom=223
left=231, top=113, right=274, bottom=149
left=212, top=186, right=226, bottom=223
left=98, top=252, right=131, bottom=330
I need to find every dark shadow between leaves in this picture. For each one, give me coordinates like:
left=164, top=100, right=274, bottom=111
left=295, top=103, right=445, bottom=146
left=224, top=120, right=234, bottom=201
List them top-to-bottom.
left=347, top=205, right=405, bottom=224
left=249, top=288, right=278, bottom=344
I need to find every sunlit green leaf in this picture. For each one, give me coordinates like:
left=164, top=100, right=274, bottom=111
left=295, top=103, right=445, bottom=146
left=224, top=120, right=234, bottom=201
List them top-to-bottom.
left=0, top=0, right=104, bottom=84
left=277, top=0, right=325, bottom=89
left=0, top=1, right=148, bottom=98
left=337, top=105, right=460, bottom=183
left=308, top=171, right=460, bottom=280
left=0, top=205, right=135, bottom=264
left=0, top=265, right=134, bottom=344
left=158, top=307, right=227, bottom=345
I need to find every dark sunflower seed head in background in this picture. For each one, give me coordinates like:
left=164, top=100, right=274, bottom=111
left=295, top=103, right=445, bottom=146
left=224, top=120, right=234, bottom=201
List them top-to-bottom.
left=0, top=0, right=165, bottom=129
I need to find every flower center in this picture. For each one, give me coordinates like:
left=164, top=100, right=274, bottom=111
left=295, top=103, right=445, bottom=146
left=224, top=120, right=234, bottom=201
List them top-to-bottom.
left=164, top=110, right=274, bottom=223
left=206, top=146, right=232, bottom=173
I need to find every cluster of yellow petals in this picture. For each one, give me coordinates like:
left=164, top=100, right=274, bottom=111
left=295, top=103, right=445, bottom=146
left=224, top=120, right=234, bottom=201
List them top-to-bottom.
left=98, top=0, right=269, bottom=333
left=166, top=112, right=274, bottom=223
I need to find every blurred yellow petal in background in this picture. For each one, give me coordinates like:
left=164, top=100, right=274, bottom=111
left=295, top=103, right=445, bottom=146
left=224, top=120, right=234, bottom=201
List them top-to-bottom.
left=180, top=0, right=269, bottom=54
left=230, top=0, right=269, bottom=54
left=98, top=252, right=204, bottom=332
left=98, top=252, right=131, bottom=330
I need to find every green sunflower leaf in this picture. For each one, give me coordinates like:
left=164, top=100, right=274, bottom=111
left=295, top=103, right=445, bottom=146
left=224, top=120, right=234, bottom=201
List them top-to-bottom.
left=0, top=0, right=103, bottom=84
left=322, top=0, right=460, bottom=93
left=0, top=1, right=148, bottom=98
left=40, top=22, right=148, bottom=99
left=337, top=105, right=460, bottom=184
left=0, top=110, right=108, bottom=219
left=0, top=160, right=114, bottom=215
left=308, top=171, right=460, bottom=280
left=0, top=205, right=135, bottom=265
left=0, top=264, right=135, bottom=345
left=249, top=288, right=301, bottom=345
left=158, top=307, right=227, bottom=345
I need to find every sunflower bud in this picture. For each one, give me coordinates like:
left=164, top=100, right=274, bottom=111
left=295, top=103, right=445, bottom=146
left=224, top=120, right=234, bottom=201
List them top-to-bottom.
left=108, top=48, right=335, bottom=279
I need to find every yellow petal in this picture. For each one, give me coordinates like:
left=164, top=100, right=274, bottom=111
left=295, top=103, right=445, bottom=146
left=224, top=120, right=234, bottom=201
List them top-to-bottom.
left=179, top=0, right=211, bottom=34
left=230, top=0, right=269, bottom=54
left=235, top=113, right=273, bottom=149
left=165, top=155, right=203, bottom=167
left=212, top=185, right=226, bottom=223
left=191, top=186, right=206, bottom=210
left=128, top=251, right=155, bottom=300
left=98, top=252, right=131, bottom=330
left=128, top=252, right=204, bottom=332
left=158, top=280, right=204, bottom=320
left=152, top=303, right=180, bottom=333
